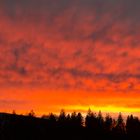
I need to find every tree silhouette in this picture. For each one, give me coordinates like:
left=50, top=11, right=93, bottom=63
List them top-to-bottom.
left=58, top=109, right=67, bottom=128
left=85, top=109, right=97, bottom=129
left=0, top=110, right=140, bottom=140
left=28, top=110, right=35, bottom=117
left=97, top=111, right=104, bottom=129
left=70, top=112, right=80, bottom=127
left=112, top=113, right=126, bottom=140
left=116, top=113, right=125, bottom=131
left=104, top=114, right=113, bottom=132
left=126, top=115, right=140, bottom=139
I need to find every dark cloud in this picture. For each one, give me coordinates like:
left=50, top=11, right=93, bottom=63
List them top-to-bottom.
left=0, top=99, right=26, bottom=105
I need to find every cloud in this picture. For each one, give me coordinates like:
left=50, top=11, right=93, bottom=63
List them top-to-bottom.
left=0, top=0, right=139, bottom=91
left=0, top=99, right=25, bottom=104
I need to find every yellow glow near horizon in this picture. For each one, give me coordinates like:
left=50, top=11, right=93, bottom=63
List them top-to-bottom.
left=61, top=105, right=140, bottom=113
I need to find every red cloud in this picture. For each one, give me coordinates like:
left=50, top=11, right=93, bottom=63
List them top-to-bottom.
left=0, top=0, right=139, bottom=91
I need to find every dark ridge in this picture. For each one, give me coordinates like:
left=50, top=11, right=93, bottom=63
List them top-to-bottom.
left=0, top=110, right=139, bottom=140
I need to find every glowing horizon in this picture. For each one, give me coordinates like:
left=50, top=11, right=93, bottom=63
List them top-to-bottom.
left=0, top=88, right=140, bottom=117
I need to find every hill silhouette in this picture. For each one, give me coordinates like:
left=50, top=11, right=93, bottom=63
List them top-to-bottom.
left=0, top=110, right=139, bottom=140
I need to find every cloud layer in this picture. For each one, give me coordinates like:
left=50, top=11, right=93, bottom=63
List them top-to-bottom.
left=0, top=0, right=140, bottom=91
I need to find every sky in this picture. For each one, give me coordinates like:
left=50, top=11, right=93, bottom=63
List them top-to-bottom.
left=0, top=0, right=140, bottom=116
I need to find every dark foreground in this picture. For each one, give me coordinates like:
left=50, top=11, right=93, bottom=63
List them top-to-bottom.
left=0, top=110, right=140, bottom=140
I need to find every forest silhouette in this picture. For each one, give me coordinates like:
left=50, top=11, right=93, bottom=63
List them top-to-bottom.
left=0, top=109, right=139, bottom=140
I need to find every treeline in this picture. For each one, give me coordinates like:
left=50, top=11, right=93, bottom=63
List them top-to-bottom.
left=0, top=110, right=140, bottom=140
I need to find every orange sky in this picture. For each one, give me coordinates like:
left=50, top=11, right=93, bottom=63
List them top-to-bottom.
left=0, top=0, right=140, bottom=116
left=0, top=87, right=140, bottom=116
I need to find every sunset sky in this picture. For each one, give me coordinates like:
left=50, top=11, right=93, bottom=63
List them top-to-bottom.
left=0, top=0, right=140, bottom=116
